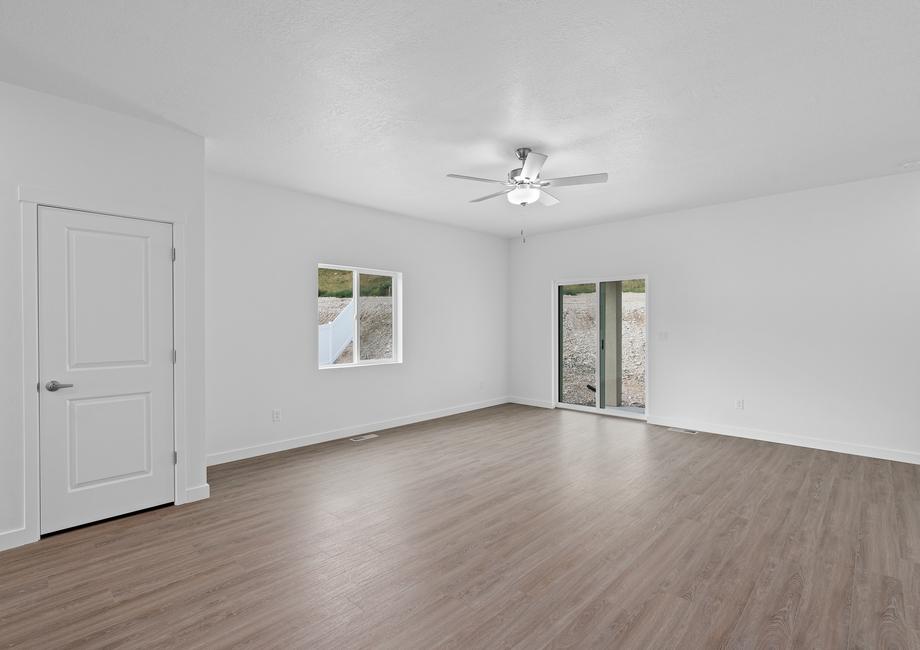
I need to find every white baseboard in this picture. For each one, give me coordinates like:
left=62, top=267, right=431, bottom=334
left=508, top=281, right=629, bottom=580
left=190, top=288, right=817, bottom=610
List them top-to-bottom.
left=507, top=396, right=555, bottom=409
left=206, top=397, right=511, bottom=466
left=208, top=398, right=920, bottom=469
left=647, top=416, right=920, bottom=465
left=183, top=484, right=210, bottom=502
left=0, top=526, right=38, bottom=553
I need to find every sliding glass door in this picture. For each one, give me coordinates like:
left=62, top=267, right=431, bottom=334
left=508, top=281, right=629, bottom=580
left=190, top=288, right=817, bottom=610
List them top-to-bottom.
left=558, top=278, right=646, bottom=414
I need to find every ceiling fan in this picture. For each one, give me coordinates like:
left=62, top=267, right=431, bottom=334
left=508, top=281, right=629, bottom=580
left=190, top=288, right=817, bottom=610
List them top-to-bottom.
left=447, top=147, right=608, bottom=206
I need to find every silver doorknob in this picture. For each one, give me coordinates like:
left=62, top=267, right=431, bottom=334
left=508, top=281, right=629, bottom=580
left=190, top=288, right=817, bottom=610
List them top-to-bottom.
left=45, top=380, right=74, bottom=392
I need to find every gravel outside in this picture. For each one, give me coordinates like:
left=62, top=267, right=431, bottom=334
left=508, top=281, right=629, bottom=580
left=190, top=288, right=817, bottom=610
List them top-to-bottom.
left=561, top=292, right=646, bottom=407
left=318, top=296, right=393, bottom=363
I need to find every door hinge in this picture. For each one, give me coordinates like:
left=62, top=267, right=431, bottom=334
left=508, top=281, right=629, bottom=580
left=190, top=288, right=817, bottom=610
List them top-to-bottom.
left=171, top=247, right=176, bottom=262
left=172, top=349, right=177, bottom=364
left=174, top=451, right=178, bottom=465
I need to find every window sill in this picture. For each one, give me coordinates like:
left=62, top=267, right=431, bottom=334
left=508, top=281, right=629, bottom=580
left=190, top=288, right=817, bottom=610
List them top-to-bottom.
left=318, top=358, right=402, bottom=370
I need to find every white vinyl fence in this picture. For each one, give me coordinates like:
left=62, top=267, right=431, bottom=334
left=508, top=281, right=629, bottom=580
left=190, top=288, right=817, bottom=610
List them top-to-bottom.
left=318, top=299, right=355, bottom=365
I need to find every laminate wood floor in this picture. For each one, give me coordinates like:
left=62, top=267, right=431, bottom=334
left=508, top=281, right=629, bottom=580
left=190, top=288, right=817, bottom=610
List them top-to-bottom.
left=2, top=404, right=920, bottom=648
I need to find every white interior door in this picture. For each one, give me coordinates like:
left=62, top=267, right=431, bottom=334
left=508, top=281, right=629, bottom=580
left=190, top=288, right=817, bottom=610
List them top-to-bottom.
left=39, top=206, right=175, bottom=534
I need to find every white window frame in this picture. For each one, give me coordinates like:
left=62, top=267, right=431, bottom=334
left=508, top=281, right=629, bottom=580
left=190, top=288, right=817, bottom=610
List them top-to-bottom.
left=317, top=263, right=402, bottom=369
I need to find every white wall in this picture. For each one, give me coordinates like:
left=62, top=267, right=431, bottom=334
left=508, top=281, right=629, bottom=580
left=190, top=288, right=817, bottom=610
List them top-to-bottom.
left=0, top=82, right=208, bottom=550
left=205, top=173, right=509, bottom=463
left=510, top=173, right=920, bottom=463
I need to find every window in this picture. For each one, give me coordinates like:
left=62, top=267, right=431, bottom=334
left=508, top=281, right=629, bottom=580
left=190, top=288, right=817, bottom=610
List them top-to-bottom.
left=317, top=264, right=401, bottom=367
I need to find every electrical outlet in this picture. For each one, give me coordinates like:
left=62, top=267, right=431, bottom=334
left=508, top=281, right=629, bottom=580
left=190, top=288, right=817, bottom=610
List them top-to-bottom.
left=735, top=399, right=744, bottom=410
left=272, top=409, right=282, bottom=423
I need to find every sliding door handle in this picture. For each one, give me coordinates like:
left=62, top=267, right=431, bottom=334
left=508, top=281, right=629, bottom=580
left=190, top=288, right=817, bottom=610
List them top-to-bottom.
left=45, top=380, right=74, bottom=392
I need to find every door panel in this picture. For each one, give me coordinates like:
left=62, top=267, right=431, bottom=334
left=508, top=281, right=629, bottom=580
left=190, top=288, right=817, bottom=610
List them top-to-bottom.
left=39, top=206, right=174, bottom=534
left=68, top=228, right=150, bottom=368
left=558, top=283, right=598, bottom=407
left=69, top=393, right=151, bottom=488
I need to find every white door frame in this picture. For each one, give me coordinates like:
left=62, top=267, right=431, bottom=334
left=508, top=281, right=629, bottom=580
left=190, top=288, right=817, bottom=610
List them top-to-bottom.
left=17, top=185, right=191, bottom=547
left=551, top=274, right=651, bottom=420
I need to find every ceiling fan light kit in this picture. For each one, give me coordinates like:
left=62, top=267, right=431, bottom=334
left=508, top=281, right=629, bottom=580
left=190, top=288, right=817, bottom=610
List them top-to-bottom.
left=447, top=147, right=608, bottom=207
left=507, top=185, right=541, bottom=206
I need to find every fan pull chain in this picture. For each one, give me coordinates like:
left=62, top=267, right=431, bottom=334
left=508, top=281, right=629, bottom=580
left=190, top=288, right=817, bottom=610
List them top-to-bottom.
left=521, top=228, right=526, bottom=244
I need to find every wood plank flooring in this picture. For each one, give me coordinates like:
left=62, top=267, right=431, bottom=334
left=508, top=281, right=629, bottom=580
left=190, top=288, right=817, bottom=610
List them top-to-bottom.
left=2, top=404, right=919, bottom=648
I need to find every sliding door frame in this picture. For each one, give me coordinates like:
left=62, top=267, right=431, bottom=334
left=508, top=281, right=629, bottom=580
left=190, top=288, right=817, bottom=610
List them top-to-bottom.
left=551, top=274, right=650, bottom=421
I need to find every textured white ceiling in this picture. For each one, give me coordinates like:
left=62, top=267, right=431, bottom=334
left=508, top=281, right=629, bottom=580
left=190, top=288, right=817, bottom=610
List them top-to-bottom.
left=1, top=1, right=919, bottom=236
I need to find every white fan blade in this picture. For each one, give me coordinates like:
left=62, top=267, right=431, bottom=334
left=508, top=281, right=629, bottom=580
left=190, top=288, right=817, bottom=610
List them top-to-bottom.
left=520, top=152, right=548, bottom=181
left=543, top=172, right=608, bottom=187
left=447, top=173, right=507, bottom=184
left=470, top=188, right=515, bottom=203
left=539, top=189, right=560, bottom=206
